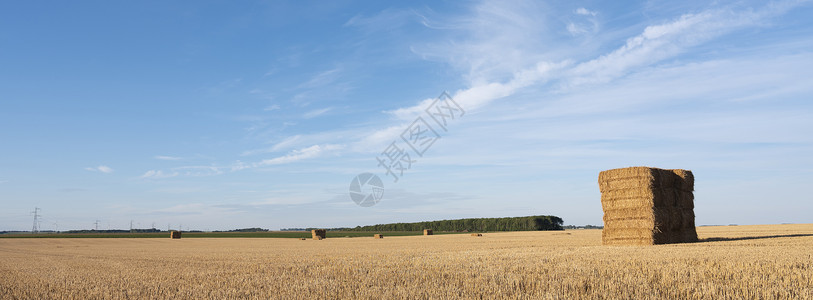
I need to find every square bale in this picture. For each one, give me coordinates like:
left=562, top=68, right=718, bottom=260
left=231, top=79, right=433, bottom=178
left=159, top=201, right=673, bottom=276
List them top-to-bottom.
left=599, top=166, right=698, bottom=245
left=311, top=229, right=326, bottom=240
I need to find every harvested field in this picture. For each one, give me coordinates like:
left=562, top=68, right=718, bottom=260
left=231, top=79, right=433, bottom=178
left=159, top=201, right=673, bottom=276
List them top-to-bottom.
left=1, top=224, right=812, bottom=299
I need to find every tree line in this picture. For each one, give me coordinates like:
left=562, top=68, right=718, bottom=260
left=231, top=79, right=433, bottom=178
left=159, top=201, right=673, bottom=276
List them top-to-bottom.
left=348, top=215, right=564, bottom=232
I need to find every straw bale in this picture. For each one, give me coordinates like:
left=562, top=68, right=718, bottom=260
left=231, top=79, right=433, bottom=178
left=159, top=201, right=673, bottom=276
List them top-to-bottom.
left=599, top=166, right=697, bottom=245
left=599, top=167, right=693, bottom=192
left=601, top=187, right=693, bottom=210
left=311, top=229, right=326, bottom=240
left=423, top=229, right=433, bottom=236
left=170, top=231, right=181, bottom=239
left=471, top=233, right=483, bottom=237
left=373, top=234, right=383, bottom=239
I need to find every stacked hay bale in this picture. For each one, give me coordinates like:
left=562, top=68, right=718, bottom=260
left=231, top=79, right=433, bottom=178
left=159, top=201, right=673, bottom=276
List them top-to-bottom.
left=598, top=167, right=697, bottom=245
left=311, top=229, right=326, bottom=240
left=423, top=229, right=433, bottom=236
left=170, top=231, right=181, bottom=239
left=471, top=233, right=483, bottom=237
left=373, top=234, right=383, bottom=239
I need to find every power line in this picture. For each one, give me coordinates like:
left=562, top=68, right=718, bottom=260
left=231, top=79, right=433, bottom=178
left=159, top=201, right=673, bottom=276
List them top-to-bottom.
left=31, top=207, right=41, bottom=233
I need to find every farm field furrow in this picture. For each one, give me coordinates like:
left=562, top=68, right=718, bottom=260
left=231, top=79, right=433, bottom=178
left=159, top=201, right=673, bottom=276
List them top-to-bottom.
left=1, top=224, right=812, bottom=299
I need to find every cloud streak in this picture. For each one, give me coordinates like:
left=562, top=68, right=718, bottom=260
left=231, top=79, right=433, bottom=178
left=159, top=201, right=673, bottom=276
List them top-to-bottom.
left=407, top=0, right=807, bottom=114
left=154, top=155, right=182, bottom=161
left=85, top=165, right=114, bottom=173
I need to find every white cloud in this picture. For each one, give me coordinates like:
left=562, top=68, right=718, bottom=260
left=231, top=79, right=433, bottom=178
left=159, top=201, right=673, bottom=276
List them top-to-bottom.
left=402, top=1, right=802, bottom=117
left=343, top=8, right=418, bottom=32
left=575, top=8, right=597, bottom=16
left=567, top=23, right=588, bottom=35
left=297, top=68, right=341, bottom=89
left=263, top=104, right=281, bottom=111
left=303, top=107, right=333, bottom=119
left=352, top=125, right=408, bottom=153
left=240, top=135, right=306, bottom=157
left=270, top=135, right=303, bottom=152
left=258, top=144, right=344, bottom=166
left=154, top=155, right=182, bottom=161
left=85, top=165, right=114, bottom=173
left=140, top=166, right=223, bottom=179
left=175, top=166, right=223, bottom=177
left=140, top=170, right=179, bottom=179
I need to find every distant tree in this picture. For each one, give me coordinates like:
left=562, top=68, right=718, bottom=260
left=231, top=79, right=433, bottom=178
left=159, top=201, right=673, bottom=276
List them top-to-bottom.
left=347, top=215, right=563, bottom=232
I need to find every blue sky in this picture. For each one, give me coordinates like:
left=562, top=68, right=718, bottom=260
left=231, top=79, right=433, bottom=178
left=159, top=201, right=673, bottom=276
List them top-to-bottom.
left=1, top=0, right=812, bottom=231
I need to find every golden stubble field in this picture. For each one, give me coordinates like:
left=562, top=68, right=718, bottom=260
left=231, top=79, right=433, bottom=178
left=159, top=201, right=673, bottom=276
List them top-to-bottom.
left=1, top=224, right=812, bottom=299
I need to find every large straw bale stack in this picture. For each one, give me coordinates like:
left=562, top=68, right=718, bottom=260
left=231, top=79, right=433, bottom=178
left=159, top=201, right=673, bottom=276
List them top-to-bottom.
left=599, top=167, right=697, bottom=245
left=311, top=229, right=326, bottom=240
left=423, top=229, right=433, bottom=236
left=170, top=231, right=181, bottom=239
left=373, top=234, right=383, bottom=239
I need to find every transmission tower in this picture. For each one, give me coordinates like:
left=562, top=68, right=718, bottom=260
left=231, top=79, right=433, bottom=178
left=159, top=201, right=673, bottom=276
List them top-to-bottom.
left=31, top=207, right=41, bottom=233
left=94, top=220, right=100, bottom=231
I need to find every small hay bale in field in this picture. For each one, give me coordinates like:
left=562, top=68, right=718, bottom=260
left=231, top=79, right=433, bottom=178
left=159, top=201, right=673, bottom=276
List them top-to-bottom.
left=599, top=166, right=698, bottom=246
left=311, top=229, right=326, bottom=240
left=423, top=229, right=433, bottom=236
left=170, top=231, right=181, bottom=239
left=471, top=233, right=482, bottom=237
left=374, top=234, right=383, bottom=239
left=299, top=237, right=306, bottom=240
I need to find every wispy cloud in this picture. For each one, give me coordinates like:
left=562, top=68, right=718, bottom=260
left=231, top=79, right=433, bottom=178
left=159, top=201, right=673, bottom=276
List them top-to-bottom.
left=407, top=0, right=805, bottom=114
left=575, top=7, right=597, bottom=16
left=344, top=8, right=420, bottom=33
left=567, top=8, right=598, bottom=36
left=297, top=68, right=342, bottom=89
left=263, top=104, right=281, bottom=111
left=303, top=107, right=333, bottom=119
left=241, top=135, right=303, bottom=156
left=145, top=143, right=345, bottom=179
left=258, top=144, right=344, bottom=166
left=154, top=155, right=182, bottom=161
left=85, top=165, right=114, bottom=173
left=140, top=166, right=222, bottom=179
left=140, top=170, right=179, bottom=179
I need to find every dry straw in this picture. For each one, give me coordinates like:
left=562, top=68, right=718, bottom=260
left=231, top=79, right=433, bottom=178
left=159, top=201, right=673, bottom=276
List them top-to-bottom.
left=599, top=166, right=698, bottom=245
left=311, top=229, right=326, bottom=240
left=423, top=229, right=433, bottom=236
left=170, top=231, right=181, bottom=239
left=471, top=233, right=483, bottom=237
left=374, top=234, right=383, bottom=239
